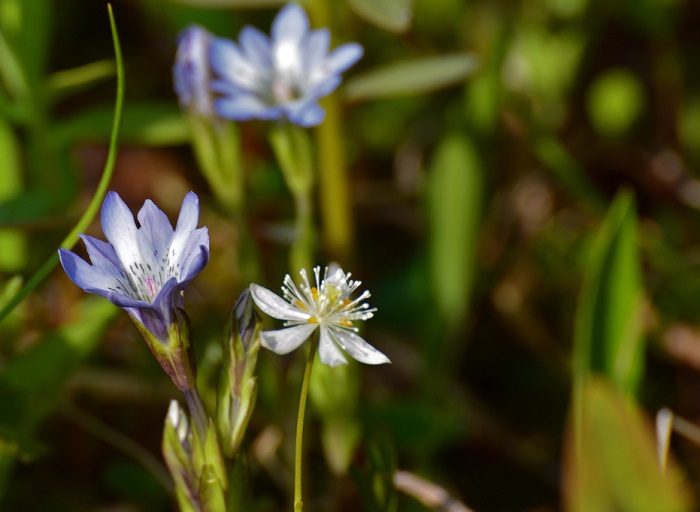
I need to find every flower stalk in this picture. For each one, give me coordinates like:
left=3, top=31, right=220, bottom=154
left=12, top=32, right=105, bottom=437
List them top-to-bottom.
left=269, top=123, right=315, bottom=274
left=294, top=332, right=319, bottom=511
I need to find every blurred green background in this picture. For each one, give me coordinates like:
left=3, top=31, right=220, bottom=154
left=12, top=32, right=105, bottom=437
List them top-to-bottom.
left=3, top=0, right=700, bottom=510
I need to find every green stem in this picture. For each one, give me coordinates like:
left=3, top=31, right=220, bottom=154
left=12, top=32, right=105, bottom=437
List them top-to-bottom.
left=0, top=4, right=124, bottom=326
left=269, top=123, right=315, bottom=273
left=291, top=188, right=313, bottom=276
left=294, top=334, right=318, bottom=511
left=183, top=387, right=209, bottom=442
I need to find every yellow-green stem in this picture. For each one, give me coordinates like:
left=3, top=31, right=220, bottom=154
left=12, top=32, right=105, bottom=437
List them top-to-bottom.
left=294, top=334, right=319, bottom=511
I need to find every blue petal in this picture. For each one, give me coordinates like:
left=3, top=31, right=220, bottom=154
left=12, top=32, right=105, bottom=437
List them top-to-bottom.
left=272, top=3, right=309, bottom=46
left=173, top=25, right=213, bottom=115
left=239, top=26, right=273, bottom=71
left=302, top=29, right=330, bottom=73
left=210, top=38, right=266, bottom=92
left=321, top=42, right=363, bottom=76
left=306, top=74, right=341, bottom=99
left=215, top=95, right=282, bottom=121
left=285, top=100, right=325, bottom=127
left=101, top=191, right=142, bottom=274
left=175, top=191, right=200, bottom=234
left=137, top=199, right=174, bottom=262
left=79, top=234, right=121, bottom=274
left=59, top=248, right=125, bottom=298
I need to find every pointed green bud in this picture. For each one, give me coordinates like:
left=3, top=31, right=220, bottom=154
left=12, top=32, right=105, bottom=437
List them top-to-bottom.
left=217, top=289, right=262, bottom=457
left=163, top=401, right=228, bottom=512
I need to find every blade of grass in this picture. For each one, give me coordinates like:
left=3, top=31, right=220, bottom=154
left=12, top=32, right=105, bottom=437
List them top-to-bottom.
left=0, top=4, right=124, bottom=326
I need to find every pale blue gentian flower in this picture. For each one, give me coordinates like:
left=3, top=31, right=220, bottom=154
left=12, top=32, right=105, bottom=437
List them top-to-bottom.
left=210, top=3, right=363, bottom=127
left=174, top=25, right=215, bottom=117
left=59, top=192, right=209, bottom=367
left=250, top=266, right=390, bottom=367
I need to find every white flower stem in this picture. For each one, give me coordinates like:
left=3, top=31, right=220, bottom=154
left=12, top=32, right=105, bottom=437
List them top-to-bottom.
left=294, top=332, right=319, bottom=511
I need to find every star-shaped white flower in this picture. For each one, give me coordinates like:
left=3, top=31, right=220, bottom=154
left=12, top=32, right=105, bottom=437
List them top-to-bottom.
left=250, top=266, right=390, bottom=367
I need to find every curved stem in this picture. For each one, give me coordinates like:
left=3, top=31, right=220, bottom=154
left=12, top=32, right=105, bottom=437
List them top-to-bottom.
left=294, top=334, right=319, bottom=511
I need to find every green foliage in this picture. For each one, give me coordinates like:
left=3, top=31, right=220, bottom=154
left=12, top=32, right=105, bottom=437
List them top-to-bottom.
left=345, top=0, right=413, bottom=33
left=345, top=54, right=478, bottom=102
left=426, top=133, right=483, bottom=332
left=573, top=191, right=644, bottom=395
left=565, top=377, right=691, bottom=512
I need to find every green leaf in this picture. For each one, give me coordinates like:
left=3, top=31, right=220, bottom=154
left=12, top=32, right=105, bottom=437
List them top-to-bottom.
left=345, top=0, right=412, bottom=33
left=344, top=54, right=478, bottom=102
left=45, top=59, right=115, bottom=103
left=52, top=103, right=188, bottom=147
left=0, top=117, right=25, bottom=271
left=426, top=133, right=483, bottom=331
left=573, top=190, right=644, bottom=395
left=565, top=377, right=692, bottom=512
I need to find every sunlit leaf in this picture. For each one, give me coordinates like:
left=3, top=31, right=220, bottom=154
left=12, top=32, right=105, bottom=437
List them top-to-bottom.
left=345, top=0, right=412, bottom=33
left=344, top=54, right=478, bottom=102
left=45, top=60, right=115, bottom=102
left=587, top=69, right=645, bottom=137
left=52, top=103, right=188, bottom=147
left=0, top=118, right=24, bottom=271
left=426, top=133, right=483, bottom=331
left=573, top=190, right=644, bottom=395
left=565, top=378, right=691, bottom=512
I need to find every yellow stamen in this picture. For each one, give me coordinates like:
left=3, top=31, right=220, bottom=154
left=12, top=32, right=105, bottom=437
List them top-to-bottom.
left=307, top=317, right=319, bottom=324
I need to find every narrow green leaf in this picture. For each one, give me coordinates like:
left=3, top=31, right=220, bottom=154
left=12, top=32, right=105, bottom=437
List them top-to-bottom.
left=345, top=0, right=412, bottom=33
left=344, top=54, right=478, bottom=102
left=45, top=59, right=115, bottom=102
left=52, top=103, right=188, bottom=147
left=0, top=117, right=25, bottom=271
left=426, top=133, right=483, bottom=331
left=573, top=190, right=644, bottom=395
left=565, top=378, right=691, bottom=512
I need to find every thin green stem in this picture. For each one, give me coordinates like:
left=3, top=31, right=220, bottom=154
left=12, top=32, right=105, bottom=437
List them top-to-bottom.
left=0, top=4, right=124, bottom=326
left=294, top=334, right=319, bottom=511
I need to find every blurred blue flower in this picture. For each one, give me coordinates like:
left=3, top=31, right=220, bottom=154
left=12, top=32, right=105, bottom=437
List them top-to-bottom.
left=210, top=3, right=363, bottom=127
left=174, top=25, right=215, bottom=116
left=59, top=192, right=209, bottom=344
left=250, top=265, right=390, bottom=367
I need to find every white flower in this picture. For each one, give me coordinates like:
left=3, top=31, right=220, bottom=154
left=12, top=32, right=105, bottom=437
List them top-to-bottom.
left=249, top=266, right=390, bottom=367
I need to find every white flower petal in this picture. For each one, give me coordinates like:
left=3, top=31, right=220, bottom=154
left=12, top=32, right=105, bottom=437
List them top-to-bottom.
left=250, top=283, right=311, bottom=322
left=260, top=324, right=317, bottom=355
left=318, top=326, right=348, bottom=367
left=328, top=326, right=390, bottom=365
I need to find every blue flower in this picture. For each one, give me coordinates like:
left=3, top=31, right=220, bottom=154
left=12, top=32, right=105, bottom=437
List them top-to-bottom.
left=210, top=3, right=363, bottom=127
left=174, top=25, right=215, bottom=117
left=59, top=192, right=209, bottom=345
